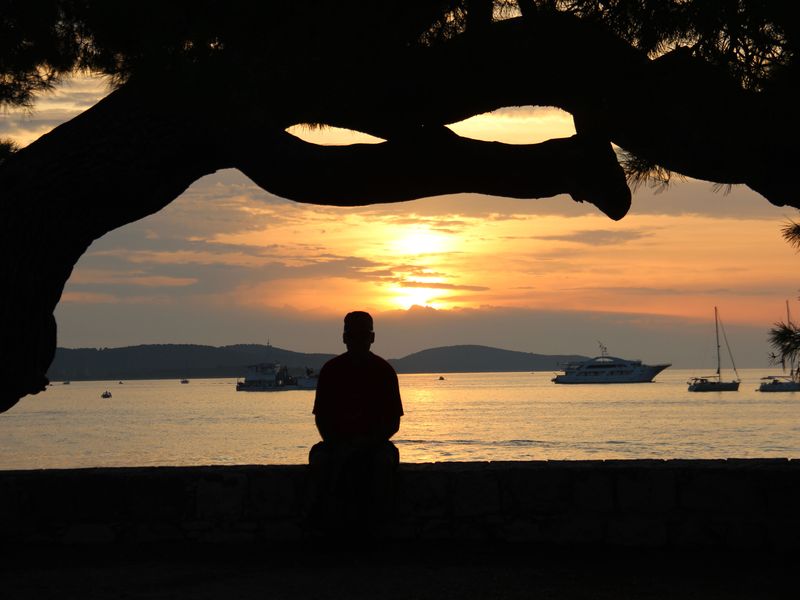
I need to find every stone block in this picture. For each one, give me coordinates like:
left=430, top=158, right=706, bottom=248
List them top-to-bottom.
left=502, top=468, right=571, bottom=515
left=615, top=469, right=676, bottom=513
left=248, top=470, right=302, bottom=518
left=453, top=470, right=501, bottom=517
left=397, top=471, right=449, bottom=517
left=572, top=471, right=614, bottom=513
left=125, top=472, right=192, bottom=520
left=678, top=472, right=764, bottom=513
left=763, top=472, right=800, bottom=514
left=195, top=473, right=246, bottom=519
left=549, top=516, right=605, bottom=545
left=606, top=516, right=668, bottom=547
left=375, top=517, right=418, bottom=541
left=669, top=517, right=726, bottom=547
left=419, top=518, right=453, bottom=540
left=453, top=518, right=493, bottom=541
left=501, top=518, right=543, bottom=543
left=262, top=519, right=304, bottom=541
left=765, top=519, right=800, bottom=549
left=182, top=520, right=212, bottom=531
left=235, top=521, right=260, bottom=532
left=724, top=521, right=766, bottom=549
left=133, top=522, right=185, bottom=543
left=62, top=523, right=117, bottom=544
left=198, top=530, right=257, bottom=543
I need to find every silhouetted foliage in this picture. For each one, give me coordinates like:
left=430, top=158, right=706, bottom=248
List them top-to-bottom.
left=0, top=1, right=457, bottom=107
left=1, top=1, right=796, bottom=107
left=0, top=139, right=18, bottom=166
left=617, top=148, right=679, bottom=192
left=768, top=218, right=800, bottom=368
left=782, top=219, right=800, bottom=251
left=768, top=317, right=800, bottom=369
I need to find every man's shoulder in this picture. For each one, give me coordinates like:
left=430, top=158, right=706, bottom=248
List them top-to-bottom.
left=368, top=352, right=397, bottom=374
left=320, top=353, right=349, bottom=372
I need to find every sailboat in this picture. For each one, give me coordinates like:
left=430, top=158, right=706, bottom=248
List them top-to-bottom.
left=758, top=301, right=800, bottom=392
left=688, top=306, right=740, bottom=392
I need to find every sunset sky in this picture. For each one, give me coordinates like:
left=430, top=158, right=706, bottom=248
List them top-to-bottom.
left=3, top=75, right=799, bottom=367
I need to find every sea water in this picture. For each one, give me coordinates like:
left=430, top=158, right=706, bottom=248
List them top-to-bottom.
left=1, top=369, right=799, bottom=469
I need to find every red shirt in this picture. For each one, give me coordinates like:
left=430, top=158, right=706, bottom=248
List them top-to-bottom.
left=312, top=352, right=403, bottom=438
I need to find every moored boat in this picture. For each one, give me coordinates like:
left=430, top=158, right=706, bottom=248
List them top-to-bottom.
left=759, top=301, right=799, bottom=392
left=688, top=307, right=740, bottom=392
left=552, top=343, right=670, bottom=384
left=236, top=363, right=317, bottom=391
left=757, top=374, right=800, bottom=392
left=687, top=377, right=740, bottom=392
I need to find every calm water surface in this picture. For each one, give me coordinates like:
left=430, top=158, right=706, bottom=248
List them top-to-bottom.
left=1, top=369, right=799, bottom=469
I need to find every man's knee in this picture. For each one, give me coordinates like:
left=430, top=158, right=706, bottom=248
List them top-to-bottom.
left=309, top=441, right=332, bottom=467
left=371, top=441, right=399, bottom=469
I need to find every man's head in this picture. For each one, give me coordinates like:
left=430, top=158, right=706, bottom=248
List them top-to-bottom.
left=343, top=311, right=374, bottom=355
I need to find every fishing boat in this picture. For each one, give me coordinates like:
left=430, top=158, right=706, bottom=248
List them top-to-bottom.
left=758, top=301, right=800, bottom=392
left=688, top=307, right=740, bottom=392
left=552, top=343, right=670, bottom=384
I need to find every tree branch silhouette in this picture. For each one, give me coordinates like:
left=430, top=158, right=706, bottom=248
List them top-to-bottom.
left=1, top=0, right=798, bottom=411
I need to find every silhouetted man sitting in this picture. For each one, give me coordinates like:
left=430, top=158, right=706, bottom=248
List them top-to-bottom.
left=308, top=311, right=403, bottom=534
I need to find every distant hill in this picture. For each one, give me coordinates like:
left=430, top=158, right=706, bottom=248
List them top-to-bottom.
left=46, top=343, right=588, bottom=381
left=47, top=344, right=335, bottom=381
left=388, top=345, right=587, bottom=374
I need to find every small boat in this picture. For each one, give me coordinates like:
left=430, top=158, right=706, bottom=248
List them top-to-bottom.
left=758, top=301, right=800, bottom=392
left=688, top=307, right=740, bottom=392
left=552, top=343, right=670, bottom=384
left=236, top=363, right=317, bottom=391
left=757, top=374, right=800, bottom=392
left=438, top=376, right=446, bottom=380
left=180, top=379, right=189, bottom=384
left=62, top=381, right=70, bottom=385
left=118, top=381, right=124, bottom=384
left=101, top=390, right=112, bottom=399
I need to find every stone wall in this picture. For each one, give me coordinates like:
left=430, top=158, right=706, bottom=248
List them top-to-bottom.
left=1, top=460, right=799, bottom=548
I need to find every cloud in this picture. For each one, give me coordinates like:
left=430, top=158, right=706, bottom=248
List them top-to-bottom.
left=534, top=229, right=652, bottom=245
left=69, top=269, right=198, bottom=287
left=400, top=281, right=489, bottom=291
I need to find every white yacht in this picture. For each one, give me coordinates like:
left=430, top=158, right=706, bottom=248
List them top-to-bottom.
left=551, top=344, right=670, bottom=384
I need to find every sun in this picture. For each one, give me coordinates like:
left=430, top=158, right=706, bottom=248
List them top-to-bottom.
left=390, top=229, right=450, bottom=256
left=388, top=285, right=442, bottom=310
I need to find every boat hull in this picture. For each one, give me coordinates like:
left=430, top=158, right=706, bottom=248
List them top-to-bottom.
left=236, top=381, right=317, bottom=392
left=688, top=381, right=740, bottom=392
left=758, top=381, right=800, bottom=392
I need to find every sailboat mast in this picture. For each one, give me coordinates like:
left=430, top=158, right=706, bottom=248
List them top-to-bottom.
left=788, top=301, right=797, bottom=379
left=714, top=306, right=721, bottom=377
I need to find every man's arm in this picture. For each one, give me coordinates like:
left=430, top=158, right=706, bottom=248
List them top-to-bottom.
left=312, top=365, right=339, bottom=442
left=383, top=414, right=400, bottom=439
